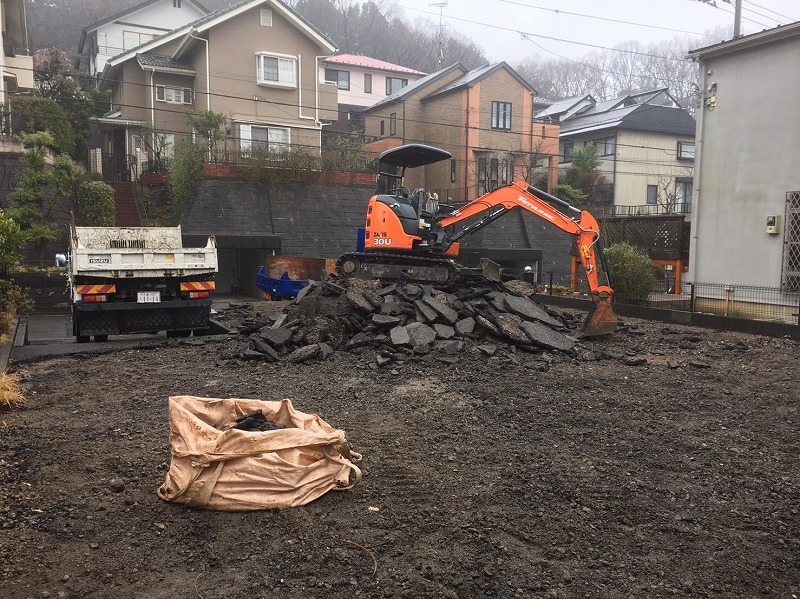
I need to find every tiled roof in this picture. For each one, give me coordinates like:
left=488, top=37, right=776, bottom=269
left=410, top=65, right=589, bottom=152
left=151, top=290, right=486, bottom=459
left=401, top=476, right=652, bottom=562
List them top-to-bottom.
left=136, top=53, right=194, bottom=70
left=323, top=54, right=425, bottom=75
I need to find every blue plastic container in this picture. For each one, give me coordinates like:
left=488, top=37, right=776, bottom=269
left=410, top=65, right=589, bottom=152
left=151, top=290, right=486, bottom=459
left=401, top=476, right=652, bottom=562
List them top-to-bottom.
left=256, top=266, right=308, bottom=299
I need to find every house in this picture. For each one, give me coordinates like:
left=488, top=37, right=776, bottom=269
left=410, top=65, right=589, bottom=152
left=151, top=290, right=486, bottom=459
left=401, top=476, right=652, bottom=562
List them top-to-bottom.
left=0, top=0, right=34, bottom=107
left=78, top=0, right=209, bottom=78
left=93, top=0, right=338, bottom=180
left=687, top=22, right=800, bottom=302
left=318, top=53, right=425, bottom=145
left=362, top=62, right=559, bottom=204
left=541, top=89, right=696, bottom=216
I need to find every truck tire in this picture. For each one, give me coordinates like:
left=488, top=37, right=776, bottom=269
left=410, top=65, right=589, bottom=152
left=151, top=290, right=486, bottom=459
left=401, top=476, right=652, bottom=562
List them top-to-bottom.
left=76, top=335, right=90, bottom=343
left=94, top=335, right=108, bottom=342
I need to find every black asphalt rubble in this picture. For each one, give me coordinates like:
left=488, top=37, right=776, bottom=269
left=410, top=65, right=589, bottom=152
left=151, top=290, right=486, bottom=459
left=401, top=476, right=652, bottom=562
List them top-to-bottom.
left=226, top=274, right=593, bottom=368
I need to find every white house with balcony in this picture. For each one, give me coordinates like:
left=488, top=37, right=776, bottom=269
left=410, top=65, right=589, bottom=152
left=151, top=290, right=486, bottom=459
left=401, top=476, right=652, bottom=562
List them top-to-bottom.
left=78, top=0, right=209, bottom=77
left=318, top=53, right=425, bottom=145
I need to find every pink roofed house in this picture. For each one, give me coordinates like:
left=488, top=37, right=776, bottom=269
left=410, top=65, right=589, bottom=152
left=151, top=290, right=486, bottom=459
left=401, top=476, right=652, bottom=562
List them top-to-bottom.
left=319, top=54, right=425, bottom=145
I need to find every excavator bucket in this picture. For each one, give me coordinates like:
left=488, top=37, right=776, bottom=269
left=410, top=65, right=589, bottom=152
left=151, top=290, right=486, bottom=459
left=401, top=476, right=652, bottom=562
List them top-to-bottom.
left=580, top=299, right=618, bottom=337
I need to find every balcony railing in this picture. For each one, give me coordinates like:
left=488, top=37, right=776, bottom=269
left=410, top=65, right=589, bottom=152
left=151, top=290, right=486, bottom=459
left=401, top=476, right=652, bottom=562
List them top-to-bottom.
left=608, top=203, right=692, bottom=217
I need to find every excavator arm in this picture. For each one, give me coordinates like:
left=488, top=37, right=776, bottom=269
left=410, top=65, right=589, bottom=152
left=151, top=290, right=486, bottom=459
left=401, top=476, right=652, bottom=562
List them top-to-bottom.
left=436, top=181, right=617, bottom=336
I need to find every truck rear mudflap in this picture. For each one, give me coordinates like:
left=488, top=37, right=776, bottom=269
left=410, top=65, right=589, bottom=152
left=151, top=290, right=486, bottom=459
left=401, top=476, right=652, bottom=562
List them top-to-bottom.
left=73, top=300, right=212, bottom=339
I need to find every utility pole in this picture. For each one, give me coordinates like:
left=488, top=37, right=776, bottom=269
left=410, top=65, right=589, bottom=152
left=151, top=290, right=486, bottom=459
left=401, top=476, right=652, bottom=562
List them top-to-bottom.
left=734, top=0, right=742, bottom=37
left=430, top=1, right=447, bottom=70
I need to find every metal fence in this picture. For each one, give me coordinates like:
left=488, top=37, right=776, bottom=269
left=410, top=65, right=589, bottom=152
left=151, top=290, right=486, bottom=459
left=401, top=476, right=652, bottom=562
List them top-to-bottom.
left=649, top=282, right=800, bottom=325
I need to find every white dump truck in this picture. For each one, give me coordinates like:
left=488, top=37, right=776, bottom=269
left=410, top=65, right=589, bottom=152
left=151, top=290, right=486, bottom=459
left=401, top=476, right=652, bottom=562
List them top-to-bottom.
left=68, top=223, right=218, bottom=342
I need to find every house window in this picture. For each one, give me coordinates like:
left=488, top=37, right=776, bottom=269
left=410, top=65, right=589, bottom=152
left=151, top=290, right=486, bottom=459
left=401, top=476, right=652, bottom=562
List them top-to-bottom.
left=260, top=8, right=273, bottom=26
left=256, top=53, right=297, bottom=88
left=325, top=68, right=350, bottom=90
left=364, top=73, right=372, bottom=94
left=386, top=77, right=407, bottom=95
left=156, top=85, right=192, bottom=104
left=491, top=101, right=512, bottom=130
left=389, top=113, right=397, bottom=136
left=380, top=120, right=385, bottom=135
left=240, top=124, right=290, bottom=155
left=596, top=136, right=615, bottom=156
left=561, top=140, right=575, bottom=162
left=678, top=141, right=695, bottom=160
left=477, top=157, right=487, bottom=196
left=489, top=158, right=499, bottom=191
left=450, top=159, right=456, bottom=183
left=501, top=159, right=508, bottom=185
left=675, top=178, right=693, bottom=212
left=646, top=185, right=658, bottom=205
left=783, top=191, right=800, bottom=292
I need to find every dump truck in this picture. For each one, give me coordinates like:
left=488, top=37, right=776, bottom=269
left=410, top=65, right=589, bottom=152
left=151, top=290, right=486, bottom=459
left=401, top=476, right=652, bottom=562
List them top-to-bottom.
left=68, top=223, right=218, bottom=342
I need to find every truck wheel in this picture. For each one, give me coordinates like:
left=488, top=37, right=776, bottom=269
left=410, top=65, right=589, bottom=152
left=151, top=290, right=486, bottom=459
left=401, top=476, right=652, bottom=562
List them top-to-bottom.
left=76, top=335, right=90, bottom=343
left=94, top=335, right=108, bottom=342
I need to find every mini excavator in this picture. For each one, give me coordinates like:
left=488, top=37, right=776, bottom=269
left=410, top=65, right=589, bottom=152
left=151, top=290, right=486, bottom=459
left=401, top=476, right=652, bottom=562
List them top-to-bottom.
left=336, top=144, right=617, bottom=336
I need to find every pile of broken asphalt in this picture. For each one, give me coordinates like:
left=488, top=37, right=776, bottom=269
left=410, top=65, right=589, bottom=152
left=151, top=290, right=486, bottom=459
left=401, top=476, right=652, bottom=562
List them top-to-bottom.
left=223, top=274, right=595, bottom=368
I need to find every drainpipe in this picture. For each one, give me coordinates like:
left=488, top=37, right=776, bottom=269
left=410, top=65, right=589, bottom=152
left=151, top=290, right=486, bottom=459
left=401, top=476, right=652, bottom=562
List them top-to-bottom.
left=189, top=30, right=210, bottom=110
left=297, top=54, right=323, bottom=127
left=689, top=60, right=708, bottom=282
left=149, top=69, right=155, bottom=128
left=463, top=87, right=470, bottom=201
left=402, top=102, right=406, bottom=145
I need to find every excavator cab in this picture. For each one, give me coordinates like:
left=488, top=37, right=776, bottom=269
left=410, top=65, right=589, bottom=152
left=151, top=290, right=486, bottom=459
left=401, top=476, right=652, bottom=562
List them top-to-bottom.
left=375, top=143, right=452, bottom=201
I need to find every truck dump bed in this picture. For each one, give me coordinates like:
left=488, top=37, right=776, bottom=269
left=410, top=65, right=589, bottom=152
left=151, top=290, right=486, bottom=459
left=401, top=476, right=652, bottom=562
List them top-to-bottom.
left=71, top=226, right=217, bottom=278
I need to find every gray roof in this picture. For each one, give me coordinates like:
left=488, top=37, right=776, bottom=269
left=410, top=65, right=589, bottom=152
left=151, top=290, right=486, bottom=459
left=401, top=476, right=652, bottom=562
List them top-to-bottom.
left=136, top=53, right=194, bottom=71
left=422, top=62, right=537, bottom=101
left=363, top=63, right=467, bottom=112
left=536, top=94, right=593, bottom=119
left=559, top=103, right=695, bottom=138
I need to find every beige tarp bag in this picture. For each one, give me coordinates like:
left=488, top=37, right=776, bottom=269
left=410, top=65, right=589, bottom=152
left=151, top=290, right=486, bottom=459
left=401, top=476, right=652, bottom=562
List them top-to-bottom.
left=157, top=395, right=362, bottom=511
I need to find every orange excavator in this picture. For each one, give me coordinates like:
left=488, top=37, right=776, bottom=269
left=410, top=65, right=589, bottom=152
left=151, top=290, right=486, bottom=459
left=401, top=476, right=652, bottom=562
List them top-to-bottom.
left=336, top=144, right=617, bottom=336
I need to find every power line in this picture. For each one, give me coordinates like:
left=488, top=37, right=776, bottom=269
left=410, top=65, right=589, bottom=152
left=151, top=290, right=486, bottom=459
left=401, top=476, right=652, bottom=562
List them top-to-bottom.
left=498, top=0, right=711, bottom=36
left=746, top=1, right=797, bottom=22
left=396, top=3, right=689, bottom=62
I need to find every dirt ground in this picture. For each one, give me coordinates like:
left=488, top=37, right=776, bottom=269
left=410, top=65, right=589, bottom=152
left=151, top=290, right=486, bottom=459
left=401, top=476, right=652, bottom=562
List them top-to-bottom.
left=0, top=300, right=798, bottom=599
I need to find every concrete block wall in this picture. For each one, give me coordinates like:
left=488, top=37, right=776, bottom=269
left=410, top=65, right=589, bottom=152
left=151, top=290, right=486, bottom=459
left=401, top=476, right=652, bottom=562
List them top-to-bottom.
left=179, top=178, right=574, bottom=286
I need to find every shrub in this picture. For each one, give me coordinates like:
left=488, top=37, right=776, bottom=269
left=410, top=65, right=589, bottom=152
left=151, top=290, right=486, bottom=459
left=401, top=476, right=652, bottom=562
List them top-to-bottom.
left=7, top=96, right=76, bottom=156
left=169, top=139, right=205, bottom=223
left=76, top=180, right=115, bottom=226
left=605, top=242, right=658, bottom=304
left=0, top=373, right=25, bottom=409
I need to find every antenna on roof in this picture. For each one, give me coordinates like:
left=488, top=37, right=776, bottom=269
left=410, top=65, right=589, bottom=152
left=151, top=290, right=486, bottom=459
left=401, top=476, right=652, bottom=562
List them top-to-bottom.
left=430, top=1, right=447, bottom=69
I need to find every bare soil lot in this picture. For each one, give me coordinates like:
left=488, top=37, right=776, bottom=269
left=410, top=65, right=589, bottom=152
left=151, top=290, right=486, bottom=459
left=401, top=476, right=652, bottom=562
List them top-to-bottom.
left=1, top=302, right=798, bottom=599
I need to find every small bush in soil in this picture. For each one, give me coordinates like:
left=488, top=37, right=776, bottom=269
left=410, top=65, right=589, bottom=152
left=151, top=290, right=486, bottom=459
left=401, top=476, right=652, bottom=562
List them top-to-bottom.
left=605, top=242, right=658, bottom=304
left=0, top=374, right=25, bottom=409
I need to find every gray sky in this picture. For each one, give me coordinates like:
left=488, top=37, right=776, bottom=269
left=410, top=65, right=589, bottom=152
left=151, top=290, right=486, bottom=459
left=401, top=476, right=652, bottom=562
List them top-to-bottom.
left=394, top=0, right=799, bottom=63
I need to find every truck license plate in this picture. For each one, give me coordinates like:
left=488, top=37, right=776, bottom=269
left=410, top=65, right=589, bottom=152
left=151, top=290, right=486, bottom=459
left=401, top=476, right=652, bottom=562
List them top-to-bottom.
left=137, top=291, right=161, bottom=303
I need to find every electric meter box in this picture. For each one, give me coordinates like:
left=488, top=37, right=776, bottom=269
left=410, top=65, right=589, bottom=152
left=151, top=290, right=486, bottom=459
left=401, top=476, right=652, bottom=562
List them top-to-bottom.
left=766, top=215, right=780, bottom=234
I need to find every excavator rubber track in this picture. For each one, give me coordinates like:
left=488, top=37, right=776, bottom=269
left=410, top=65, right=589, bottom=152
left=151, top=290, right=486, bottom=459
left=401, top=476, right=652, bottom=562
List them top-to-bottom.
left=336, top=252, right=461, bottom=286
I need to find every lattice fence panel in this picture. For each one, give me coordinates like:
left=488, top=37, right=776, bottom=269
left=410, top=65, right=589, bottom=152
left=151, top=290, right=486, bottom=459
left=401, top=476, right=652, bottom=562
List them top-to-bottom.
left=783, top=191, right=800, bottom=292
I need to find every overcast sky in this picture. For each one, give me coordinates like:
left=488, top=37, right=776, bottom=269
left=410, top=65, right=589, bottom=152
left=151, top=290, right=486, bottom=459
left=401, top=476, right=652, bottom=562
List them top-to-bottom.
left=394, top=0, right=799, bottom=63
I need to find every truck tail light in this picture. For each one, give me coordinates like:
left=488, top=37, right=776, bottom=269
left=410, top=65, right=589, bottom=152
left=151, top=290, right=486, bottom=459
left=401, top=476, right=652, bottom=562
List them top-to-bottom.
left=188, top=291, right=209, bottom=299
left=83, top=294, right=108, bottom=303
